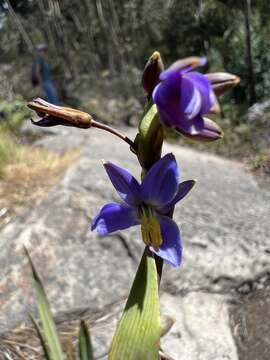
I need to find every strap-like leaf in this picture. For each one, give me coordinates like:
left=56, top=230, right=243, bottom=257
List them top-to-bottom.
left=25, top=248, right=64, bottom=360
left=109, top=248, right=160, bottom=360
left=30, top=315, right=51, bottom=360
left=79, top=320, right=94, bottom=360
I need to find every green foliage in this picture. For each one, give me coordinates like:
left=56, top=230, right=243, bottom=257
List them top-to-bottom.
left=0, top=0, right=33, bottom=14
left=1, top=0, right=270, bottom=109
left=22, top=91, right=163, bottom=359
left=0, top=98, right=31, bottom=131
left=0, top=98, right=31, bottom=177
left=0, top=132, right=17, bottom=177
left=26, top=248, right=64, bottom=360
left=26, top=249, right=94, bottom=360
left=109, top=249, right=160, bottom=360
left=79, top=321, right=94, bottom=360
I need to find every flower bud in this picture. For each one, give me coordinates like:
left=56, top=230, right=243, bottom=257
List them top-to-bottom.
left=142, top=51, right=164, bottom=96
left=205, top=72, right=240, bottom=96
left=210, top=94, right=221, bottom=114
left=28, top=98, right=92, bottom=128
left=179, top=117, right=223, bottom=142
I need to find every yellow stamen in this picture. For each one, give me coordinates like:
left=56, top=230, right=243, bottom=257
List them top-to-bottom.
left=141, top=212, right=162, bottom=251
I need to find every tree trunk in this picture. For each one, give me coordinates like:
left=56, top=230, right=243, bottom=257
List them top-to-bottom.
left=244, top=0, right=257, bottom=105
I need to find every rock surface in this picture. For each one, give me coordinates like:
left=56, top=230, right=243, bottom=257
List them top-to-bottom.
left=0, top=125, right=270, bottom=359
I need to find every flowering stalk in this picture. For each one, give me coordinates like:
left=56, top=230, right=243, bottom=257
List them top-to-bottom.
left=28, top=51, right=239, bottom=360
left=91, top=120, right=136, bottom=150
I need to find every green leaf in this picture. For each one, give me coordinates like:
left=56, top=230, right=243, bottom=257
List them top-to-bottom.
left=137, top=103, right=164, bottom=170
left=25, top=248, right=64, bottom=360
left=109, top=248, right=160, bottom=360
left=30, top=315, right=51, bottom=360
left=79, top=320, right=94, bottom=360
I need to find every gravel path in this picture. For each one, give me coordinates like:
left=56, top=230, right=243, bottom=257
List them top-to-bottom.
left=0, top=126, right=269, bottom=359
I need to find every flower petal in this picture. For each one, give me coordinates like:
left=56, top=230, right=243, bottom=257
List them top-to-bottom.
left=160, top=57, right=207, bottom=81
left=152, top=72, right=182, bottom=127
left=185, top=72, right=214, bottom=114
left=205, top=72, right=240, bottom=96
left=153, top=74, right=204, bottom=130
left=181, top=77, right=202, bottom=120
left=176, top=115, right=204, bottom=135
left=31, top=116, right=71, bottom=127
left=178, top=117, right=223, bottom=141
left=141, top=153, right=179, bottom=207
left=103, top=162, right=142, bottom=206
left=159, top=180, right=196, bottom=214
left=91, top=203, right=139, bottom=235
left=150, top=216, right=182, bottom=267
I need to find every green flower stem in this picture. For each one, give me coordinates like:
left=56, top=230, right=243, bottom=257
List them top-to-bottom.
left=138, top=100, right=167, bottom=288
left=91, top=119, right=137, bottom=150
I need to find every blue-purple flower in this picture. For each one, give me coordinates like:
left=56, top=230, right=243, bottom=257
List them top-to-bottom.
left=152, top=57, right=222, bottom=141
left=91, top=153, right=195, bottom=267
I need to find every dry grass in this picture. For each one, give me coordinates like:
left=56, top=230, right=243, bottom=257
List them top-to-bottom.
left=0, top=134, right=79, bottom=227
left=0, top=301, right=124, bottom=360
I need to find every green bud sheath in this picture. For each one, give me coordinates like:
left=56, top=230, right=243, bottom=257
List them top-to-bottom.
left=137, top=102, right=164, bottom=170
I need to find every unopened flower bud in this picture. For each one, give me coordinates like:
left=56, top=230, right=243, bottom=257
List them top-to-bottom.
left=142, top=51, right=164, bottom=96
left=205, top=72, right=240, bottom=96
left=209, top=93, right=221, bottom=114
left=28, top=98, right=92, bottom=128
left=179, top=117, right=223, bottom=142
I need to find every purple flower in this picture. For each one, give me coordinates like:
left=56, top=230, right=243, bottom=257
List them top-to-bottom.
left=152, top=57, right=222, bottom=140
left=91, top=153, right=195, bottom=267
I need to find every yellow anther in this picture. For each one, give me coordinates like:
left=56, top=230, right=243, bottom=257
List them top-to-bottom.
left=141, top=214, right=162, bottom=251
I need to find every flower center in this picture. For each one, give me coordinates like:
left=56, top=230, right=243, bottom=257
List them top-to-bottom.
left=140, top=206, right=162, bottom=251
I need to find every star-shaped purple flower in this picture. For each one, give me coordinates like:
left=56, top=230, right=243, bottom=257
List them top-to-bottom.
left=152, top=57, right=222, bottom=141
left=91, top=153, right=195, bottom=267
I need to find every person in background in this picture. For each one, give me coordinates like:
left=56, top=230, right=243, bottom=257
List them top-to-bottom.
left=33, top=44, right=59, bottom=105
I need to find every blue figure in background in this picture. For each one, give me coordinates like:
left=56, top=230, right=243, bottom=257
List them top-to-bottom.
left=32, top=44, right=59, bottom=105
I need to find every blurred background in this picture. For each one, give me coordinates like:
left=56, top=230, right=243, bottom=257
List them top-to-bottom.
left=0, top=0, right=269, bottom=226
left=0, top=0, right=270, bottom=155
left=1, top=0, right=270, bottom=103
left=1, top=0, right=270, bottom=104
left=0, top=2, right=270, bottom=358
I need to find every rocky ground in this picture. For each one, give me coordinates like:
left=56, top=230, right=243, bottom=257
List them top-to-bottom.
left=0, top=124, right=269, bottom=359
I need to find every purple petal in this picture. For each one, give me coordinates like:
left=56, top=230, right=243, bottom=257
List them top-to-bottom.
left=160, top=57, right=207, bottom=81
left=153, top=71, right=181, bottom=105
left=152, top=72, right=182, bottom=127
left=153, top=72, right=205, bottom=132
left=185, top=72, right=214, bottom=114
left=181, top=77, right=202, bottom=120
left=176, top=115, right=204, bottom=135
left=31, top=116, right=72, bottom=127
left=177, top=116, right=223, bottom=140
left=141, top=153, right=179, bottom=207
left=103, top=162, right=142, bottom=206
left=159, top=180, right=196, bottom=214
left=91, top=203, right=139, bottom=235
left=150, top=215, right=182, bottom=267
